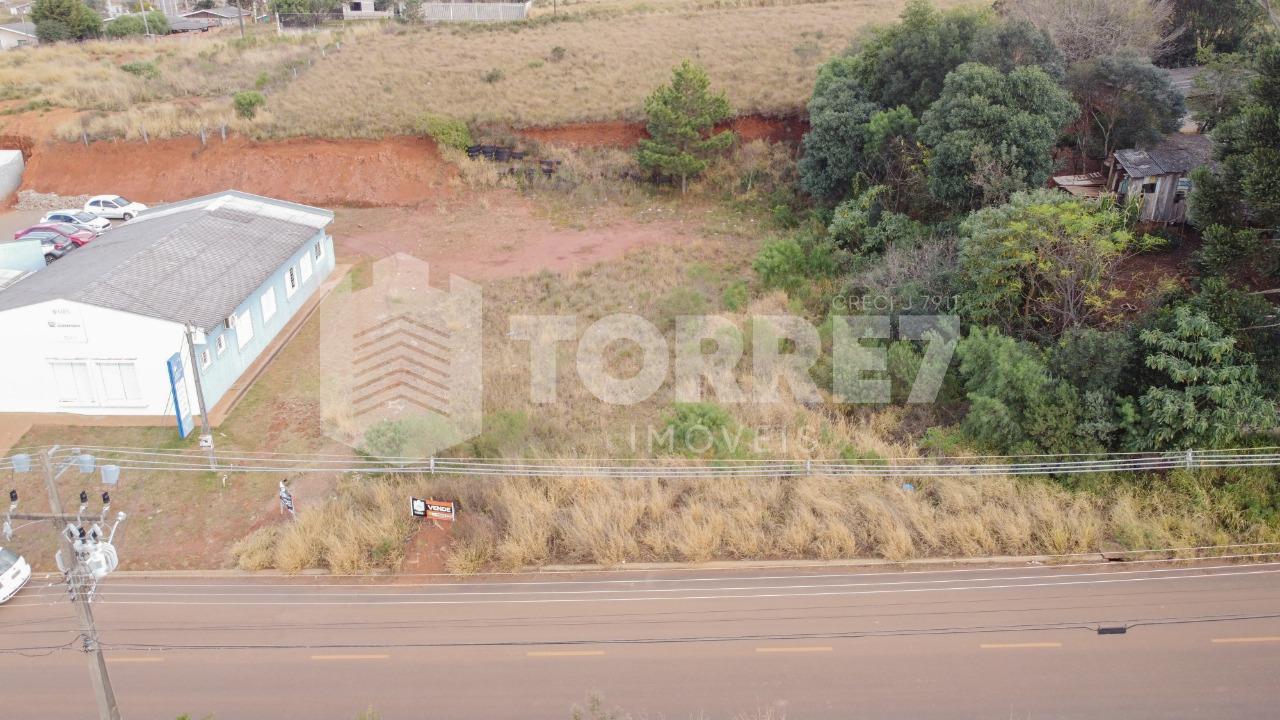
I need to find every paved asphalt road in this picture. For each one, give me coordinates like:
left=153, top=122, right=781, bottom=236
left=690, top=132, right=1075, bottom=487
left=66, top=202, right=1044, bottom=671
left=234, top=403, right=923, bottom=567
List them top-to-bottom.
left=3, top=556, right=1280, bottom=719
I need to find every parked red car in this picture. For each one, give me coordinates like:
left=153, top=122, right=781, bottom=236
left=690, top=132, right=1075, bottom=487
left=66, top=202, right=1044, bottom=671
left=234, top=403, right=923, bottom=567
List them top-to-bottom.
left=15, top=222, right=96, bottom=247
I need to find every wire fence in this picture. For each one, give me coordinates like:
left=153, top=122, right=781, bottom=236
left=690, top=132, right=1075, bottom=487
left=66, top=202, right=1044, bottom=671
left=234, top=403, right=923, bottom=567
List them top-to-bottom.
left=3, top=445, right=1279, bottom=478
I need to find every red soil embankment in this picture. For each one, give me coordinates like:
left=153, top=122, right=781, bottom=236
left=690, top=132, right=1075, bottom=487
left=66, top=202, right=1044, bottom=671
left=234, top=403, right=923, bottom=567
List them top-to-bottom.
left=517, top=113, right=809, bottom=148
left=13, top=114, right=808, bottom=207
left=19, top=135, right=456, bottom=207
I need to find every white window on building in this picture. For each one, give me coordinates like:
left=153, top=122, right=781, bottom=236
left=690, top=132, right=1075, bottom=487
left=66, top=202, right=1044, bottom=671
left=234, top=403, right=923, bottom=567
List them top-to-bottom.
left=313, top=241, right=325, bottom=261
left=300, top=252, right=313, bottom=282
left=286, top=266, right=299, bottom=297
left=260, top=287, right=277, bottom=323
left=236, top=309, right=254, bottom=348
left=215, top=333, right=227, bottom=355
left=200, top=349, right=212, bottom=369
left=50, top=361, right=94, bottom=404
left=97, top=362, right=141, bottom=405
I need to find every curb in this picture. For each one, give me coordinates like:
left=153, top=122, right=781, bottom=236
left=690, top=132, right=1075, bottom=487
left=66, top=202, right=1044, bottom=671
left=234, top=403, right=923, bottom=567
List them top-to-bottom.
left=80, top=552, right=1106, bottom=579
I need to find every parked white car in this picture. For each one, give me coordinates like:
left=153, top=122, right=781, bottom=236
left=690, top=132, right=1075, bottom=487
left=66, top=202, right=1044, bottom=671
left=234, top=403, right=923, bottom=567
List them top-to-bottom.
left=84, top=195, right=148, bottom=221
left=41, top=209, right=112, bottom=234
left=0, top=547, right=31, bottom=604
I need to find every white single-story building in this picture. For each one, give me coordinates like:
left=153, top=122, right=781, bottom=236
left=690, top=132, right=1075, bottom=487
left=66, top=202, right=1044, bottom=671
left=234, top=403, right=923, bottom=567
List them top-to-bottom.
left=0, top=21, right=36, bottom=50
left=0, top=191, right=335, bottom=427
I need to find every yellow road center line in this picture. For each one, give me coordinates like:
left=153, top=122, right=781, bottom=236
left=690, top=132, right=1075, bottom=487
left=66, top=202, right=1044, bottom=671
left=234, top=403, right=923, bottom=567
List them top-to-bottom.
left=1211, top=636, right=1280, bottom=645
left=979, top=642, right=1063, bottom=650
left=755, top=646, right=834, bottom=654
left=526, top=650, right=606, bottom=657
left=310, top=654, right=390, bottom=661
left=106, top=656, right=164, bottom=663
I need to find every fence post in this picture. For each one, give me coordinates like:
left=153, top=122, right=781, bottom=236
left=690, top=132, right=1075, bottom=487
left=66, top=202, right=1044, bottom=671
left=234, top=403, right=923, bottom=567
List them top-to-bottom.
left=220, top=124, right=227, bottom=142
left=140, top=125, right=148, bottom=144
left=199, top=126, right=207, bottom=148
left=81, top=129, right=89, bottom=147
left=1185, top=448, right=1195, bottom=470
left=429, top=456, right=436, bottom=474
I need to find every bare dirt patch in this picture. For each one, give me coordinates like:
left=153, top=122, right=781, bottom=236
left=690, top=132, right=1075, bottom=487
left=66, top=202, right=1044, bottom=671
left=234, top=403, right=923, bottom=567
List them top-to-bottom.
left=19, top=135, right=456, bottom=207
left=331, top=193, right=697, bottom=281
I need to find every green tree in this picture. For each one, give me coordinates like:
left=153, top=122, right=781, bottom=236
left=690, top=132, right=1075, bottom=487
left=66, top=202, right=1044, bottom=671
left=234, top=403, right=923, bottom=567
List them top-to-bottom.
left=31, top=0, right=101, bottom=41
left=857, top=0, right=990, bottom=114
left=1165, top=0, right=1267, bottom=66
left=797, top=1, right=1065, bottom=205
left=105, top=11, right=169, bottom=37
left=968, top=17, right=1064, bottom=80
left=1191, top=43, right=1280, bottom=232
left=1068, top=52, right=1186, bottom=162
left=798, top=56, right=883, bottom=200
left=635, top=60, right=734, bottom=194
left=919, top=63, right=1076, bottom=209
left=957, top=191, right=1143, bottom=342
left=1137, top=306, right=1276, bottom=449
left=955, top=327, right=1102, bottom=454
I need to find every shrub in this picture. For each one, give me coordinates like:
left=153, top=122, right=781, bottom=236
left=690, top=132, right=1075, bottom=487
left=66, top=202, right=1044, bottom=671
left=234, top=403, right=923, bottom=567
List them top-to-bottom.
left=549, top=46, right=566, bottom=62
left=119, top=61, right=159, bottom=80
left=482, top=68, right=504, bottom=84
left=232, top=90, right=265, bottom=120
left=414, top=114, right=473, bottom=151
left=1196, top=224, right=1262, bottom=275
left=753, top=235, right=844, bottom=298
left=721, top=280, right=748, bottom=312
left=661, top=403, right=748, bottom=458
left=469, top=411, right=530, bottom=459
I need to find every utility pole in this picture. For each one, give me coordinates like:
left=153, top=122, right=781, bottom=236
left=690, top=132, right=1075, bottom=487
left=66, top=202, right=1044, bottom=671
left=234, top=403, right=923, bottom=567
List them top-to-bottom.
left=237, top=0, right=246, bottom=39
left=184, top=323, right=216, bottom=470
left=39, top=449, right=122, bottom=720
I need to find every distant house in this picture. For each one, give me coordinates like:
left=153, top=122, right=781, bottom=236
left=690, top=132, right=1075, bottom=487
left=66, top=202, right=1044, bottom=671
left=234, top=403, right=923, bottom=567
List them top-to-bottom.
left=3, top=2, right=33, bottom=17
left=180, top=5, right=249, bottom=25
left=166, top=15, right=215, bottom=32
left=0, top=21, right=36, bottom=50
left=1105, top=133, right=1214, bottom=224
left=0, top=191, right=335, bottom=422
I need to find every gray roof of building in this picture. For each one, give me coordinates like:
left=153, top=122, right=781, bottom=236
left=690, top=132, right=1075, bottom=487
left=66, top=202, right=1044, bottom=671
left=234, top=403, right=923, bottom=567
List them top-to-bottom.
left=182, top=6, right=246, bottom=17
left=166, top=15, right=214, bottom=31
left=0, top=22, right=36, bottom=36
left=1114, top=133, right=1215, bottom=177
left=0, top=190, right=332, bottom=331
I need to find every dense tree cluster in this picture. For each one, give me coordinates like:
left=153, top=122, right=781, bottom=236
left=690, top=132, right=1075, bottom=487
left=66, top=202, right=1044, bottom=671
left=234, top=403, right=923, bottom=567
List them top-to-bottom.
left=771, top=0, right=1279, bottom=458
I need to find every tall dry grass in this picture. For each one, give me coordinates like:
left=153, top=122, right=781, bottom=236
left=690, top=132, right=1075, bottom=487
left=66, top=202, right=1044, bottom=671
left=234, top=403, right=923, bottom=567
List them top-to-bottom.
left=3, top=0, right=977, bottom=141
left=234, top=456, right=1280, bottom=574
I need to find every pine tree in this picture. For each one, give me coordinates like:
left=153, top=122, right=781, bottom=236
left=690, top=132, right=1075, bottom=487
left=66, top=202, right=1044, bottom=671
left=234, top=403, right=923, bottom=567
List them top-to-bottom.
left=636, top=60, right=734, bottom=194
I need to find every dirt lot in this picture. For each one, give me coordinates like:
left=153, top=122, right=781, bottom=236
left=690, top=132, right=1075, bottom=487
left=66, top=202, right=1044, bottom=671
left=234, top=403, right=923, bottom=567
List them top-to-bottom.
left=18, top=135, right=457, bottom=207
left=332, top=193, right=699, bottom=281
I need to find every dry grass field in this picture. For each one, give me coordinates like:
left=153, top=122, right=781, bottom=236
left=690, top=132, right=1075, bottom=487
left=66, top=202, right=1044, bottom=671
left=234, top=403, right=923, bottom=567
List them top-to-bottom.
left=0, top=0, right=977, bottom=142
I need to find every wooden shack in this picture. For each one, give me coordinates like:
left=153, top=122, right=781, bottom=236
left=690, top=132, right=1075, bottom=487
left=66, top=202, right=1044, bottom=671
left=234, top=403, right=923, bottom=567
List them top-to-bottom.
left=1105, top=133, right=1214, bottom=224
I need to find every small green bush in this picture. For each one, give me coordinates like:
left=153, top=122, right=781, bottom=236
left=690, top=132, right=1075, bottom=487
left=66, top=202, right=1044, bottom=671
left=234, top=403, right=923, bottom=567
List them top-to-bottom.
left=549, top=46, right=567, bottom=62
left=119, top=61, right=159, bottom=80
left=482, top=68, right=505, bottom=84
left=232, top=90, right=265, bottom=120
left=414, top=114, right=473, bottom=151
left=1196, top=224, right=1261, bottom=274
left=721, top=280, right=748, bottom=311
left=662, top=403, right=748, bottom=458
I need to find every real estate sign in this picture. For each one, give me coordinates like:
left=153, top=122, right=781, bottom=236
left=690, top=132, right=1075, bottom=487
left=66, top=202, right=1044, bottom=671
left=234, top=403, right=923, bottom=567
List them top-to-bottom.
left=166, top=352, right=194, bottom=438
